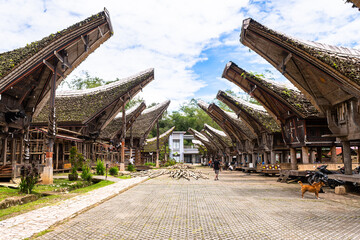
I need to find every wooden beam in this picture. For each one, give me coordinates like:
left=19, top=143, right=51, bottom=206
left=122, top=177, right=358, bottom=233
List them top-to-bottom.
left=98, top=26, right=104, bottom=37
left=81, top=35, right=89, bottom=52
left=54, top=51, right=72, bottom=69
left=278, top=52, right=293, bottom=74
left=42, top=59, right=64, bottom=78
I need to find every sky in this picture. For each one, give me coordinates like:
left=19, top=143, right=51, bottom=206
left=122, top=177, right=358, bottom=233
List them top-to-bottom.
left=0, top=0, right=359, bottom=111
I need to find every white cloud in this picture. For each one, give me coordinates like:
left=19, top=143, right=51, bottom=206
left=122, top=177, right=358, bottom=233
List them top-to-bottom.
left=0, top=0, right=359, bottom=113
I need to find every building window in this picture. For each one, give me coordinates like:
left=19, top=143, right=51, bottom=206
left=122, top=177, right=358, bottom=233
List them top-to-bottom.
left=173, top=139, right=180, bottom=149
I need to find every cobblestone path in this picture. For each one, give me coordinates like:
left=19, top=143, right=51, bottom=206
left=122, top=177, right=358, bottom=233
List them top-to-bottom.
left=39, top=169, right=360, bottom=240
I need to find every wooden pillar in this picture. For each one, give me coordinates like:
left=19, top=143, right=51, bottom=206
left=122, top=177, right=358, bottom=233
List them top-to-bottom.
left=120, top=103, right=126, bottom=171
left=156, top=121, right=160, bottom=168
left=129, top=126, right=133, bottom=164
left=19, top=136, right=24, bottom=165
left=2, top=137, right=8, bottom=165
left=11, top=139, right=16, bottom=179
left=342, top=141, right=352, bottom=175
left=55, top=142, right=59, bottom=170
left=302, top=146, right=309, bottom=164
left=330, top=146, right=337, bottom=163
left=316, top=147, right=322, bottom=163
left=357, top=147, right=360, bottom=164
left=135, top=148, right=141, bottom=165
left=290, top=148, right=297, bottom=170
left=309, top=149, right=316, bottom=164
left=270, top=151, right=276, bottom=164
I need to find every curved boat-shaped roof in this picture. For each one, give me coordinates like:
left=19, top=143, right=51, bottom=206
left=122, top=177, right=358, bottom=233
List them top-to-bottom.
left=0, top=8, right=113, bottom=128
left=240, top=18, right=360, bottom=113
left=222, top=61, right=319, bottom=122
left=34, top=69, right=154, bottom=128
left=217, top=90, right=281, bottom=135
left=127, top=100, right=170, bottom=144
left=100, top=101, right=146, bottom=140
left=143, top=126, right=175, bottom=152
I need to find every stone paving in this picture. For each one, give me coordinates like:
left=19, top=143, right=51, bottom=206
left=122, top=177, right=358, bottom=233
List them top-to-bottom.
left=37, top=168, right=360, bottom=240
left=0, top=176, right=147, bottom=240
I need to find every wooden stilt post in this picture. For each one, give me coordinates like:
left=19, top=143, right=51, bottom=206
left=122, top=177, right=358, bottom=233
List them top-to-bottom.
left=43, top=59, right=59, bottom=185
left=120, top=102, right=126, bottom=171
left=156, top=121, right=160, bottom=168
left=130, top=126, right=133, bottom=165
left=19, top=132, right=24, bottom=165
left=2, top=137, right=7, bottom=165
left=11, top=139, right=16, bottom=179
left=342, top=140, right=352, bottom=175
left=55, top=142, right=59, bottom=170
left=302, top=146, right=309, bottom=164
left=330, top=146, right=337, bottom=163
left=357, top=146, right=360, bottom=164
left=317, top=147, right=323, bottom=163
left=290, top=148, right=297, bottom=170
left=270, top=151, right=276, bottom=164
left=263, top=152, right=268, bottom=164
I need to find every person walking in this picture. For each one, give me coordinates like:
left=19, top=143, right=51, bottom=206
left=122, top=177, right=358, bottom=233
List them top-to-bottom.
left=213, top=158, right=220, bottom=180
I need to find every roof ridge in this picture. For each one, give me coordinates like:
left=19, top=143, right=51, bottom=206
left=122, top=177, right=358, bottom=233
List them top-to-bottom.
left=57, top=68, right=153, bottom=97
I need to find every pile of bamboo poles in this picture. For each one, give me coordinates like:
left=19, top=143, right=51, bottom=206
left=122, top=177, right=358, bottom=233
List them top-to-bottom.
left=167, top=164, right=195, bottom=169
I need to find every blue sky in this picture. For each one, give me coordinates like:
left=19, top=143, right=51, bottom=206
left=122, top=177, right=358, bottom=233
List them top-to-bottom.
left=0, top=0, right=359, bottom=111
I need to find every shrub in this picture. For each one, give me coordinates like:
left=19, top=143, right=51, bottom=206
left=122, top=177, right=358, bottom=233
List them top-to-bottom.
left=96, top=159, right=105, bottom=175
left=163, top=159, right=176, bottom=167
left=81, top=160, right=92, bottom=182
left=144, top=162, right=156, bottom=167
left=19, top=164, right=39, bottom=194
left=126, top=164, right=136, bottom=172
left=109, top=166, right=119, bottom=176
left=68, top=167, right=78, bottom=181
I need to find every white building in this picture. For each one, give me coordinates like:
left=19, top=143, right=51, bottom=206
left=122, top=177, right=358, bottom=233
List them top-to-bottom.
left=168, top=131, right=201, bottom=163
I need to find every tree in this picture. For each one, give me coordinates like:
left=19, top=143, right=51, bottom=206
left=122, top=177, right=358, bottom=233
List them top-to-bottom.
left=61, top=71, right=105, bottom=90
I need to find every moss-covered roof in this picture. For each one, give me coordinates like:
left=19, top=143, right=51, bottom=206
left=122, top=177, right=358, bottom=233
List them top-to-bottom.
left=345, top=0, right=360, bottom=10
left=0, top=10, right=109, bottom=82
left=241, top=18, right=360, bottom=86
left=224, top=61, right=319, bottom=118
left=34, top=69, right=153, bottom=124
left=218, top=90, right=281, bottom=133
left=126, top=100, right=170, bottom=140
left=100, top=102, right=146, bottom=139
left=218, top=107, right=257, bottom=140
left=204, top=124, right=233, bottom=148
left=142, top=126, right=175, bottom=152
left=187, top=127, right=217, bottom=152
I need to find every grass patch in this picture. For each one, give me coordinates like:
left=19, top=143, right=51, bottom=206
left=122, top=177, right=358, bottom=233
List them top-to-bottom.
left=116, top=175, right=132, bottom=179
left=0, top=180, right=114, bottom=221
left=71, top=180, right=114, bottom=193
left=0, top=186, right=21, bottom=201
left=33, top=229, right=54, bottom=238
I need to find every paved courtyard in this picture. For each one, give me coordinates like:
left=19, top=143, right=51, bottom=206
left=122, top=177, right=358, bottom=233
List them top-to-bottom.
left=39, top=168, right=360, bottom=240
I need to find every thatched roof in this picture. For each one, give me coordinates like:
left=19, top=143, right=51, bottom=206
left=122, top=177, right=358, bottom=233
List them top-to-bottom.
left=345, top=0, right=360, bottom=10
left=0, top=9, right=113, bottom=126
left=240, top=18, right=360, bottom=112
left=222, top=61, right=319, bottom=120
left=34, top=69, right=154, bottom=126
left=217, top=90, right=281, bottom=134
left=127, top=100, right=170, bottom=142
left=198, top=100, right=255, bottom=142
left=100, top=101, right=146, bottom=140
left=208, top=103, right=256, bottom=141
left=203, top=124, right=233, bottom=148
left=142, top=126, right=175, bottom=152
left=187, top=127, right=218, bottom=152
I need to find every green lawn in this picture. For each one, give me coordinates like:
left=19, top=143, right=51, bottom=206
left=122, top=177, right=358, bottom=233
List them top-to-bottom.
left=116, top=175, right=132, bottom=179
left=0, top=179, right=114, bottom=221
left=0, top=187, right=23, bottom=201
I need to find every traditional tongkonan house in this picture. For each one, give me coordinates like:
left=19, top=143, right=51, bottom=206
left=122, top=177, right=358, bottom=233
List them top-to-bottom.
left=0, top=9, right=113, bottom=181
left=240, top=18, right=360, bottom=175
left=222, top=62, right=337, bottom=173
left=32, top=69, right=154, bottom=172
left=217, top=90, right=288, bottom=172
left=129, top=100, right=170, bottom=167
left=198, top=100, right=256, bottom=168
left=100, top=102, right=146, bottom=164
left=142, top=126, right=175, bottom=164
left=187, top=128, right=219, bottom=163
